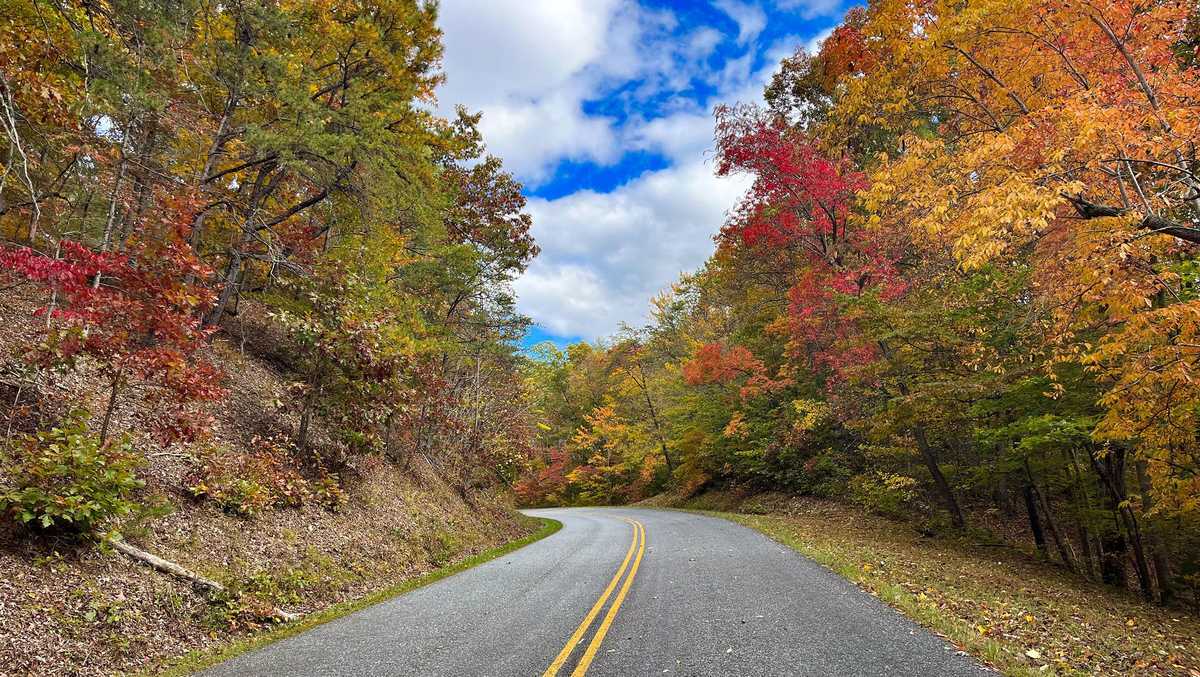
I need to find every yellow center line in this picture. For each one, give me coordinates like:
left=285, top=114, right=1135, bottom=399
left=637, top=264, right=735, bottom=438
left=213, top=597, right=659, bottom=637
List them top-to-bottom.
left=543, top=519, right=639, bottom=677
left=570, top=519, right=646, bottom=677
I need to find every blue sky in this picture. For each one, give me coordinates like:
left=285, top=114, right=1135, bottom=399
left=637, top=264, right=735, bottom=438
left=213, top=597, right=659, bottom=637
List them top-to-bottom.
left=435, top=0, right=852, bottom=347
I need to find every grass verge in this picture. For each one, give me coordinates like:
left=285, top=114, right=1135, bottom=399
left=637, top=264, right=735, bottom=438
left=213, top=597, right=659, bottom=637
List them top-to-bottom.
left=690, top=502, right=1198, bottom=677
left=155, top=515, right=562, bottom=676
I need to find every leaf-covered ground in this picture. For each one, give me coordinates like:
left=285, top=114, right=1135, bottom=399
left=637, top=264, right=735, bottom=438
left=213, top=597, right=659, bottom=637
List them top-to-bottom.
left=0, top=297, right=534, bottom=676
left=0, top=461, right=535, bottom=677
left=661, top=493, right=1200, bottom=677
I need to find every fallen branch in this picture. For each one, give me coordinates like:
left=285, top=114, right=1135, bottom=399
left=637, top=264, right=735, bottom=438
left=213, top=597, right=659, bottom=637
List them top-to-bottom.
left=108, top=536, right=301, bottom=623
left=108, top=537, right=224, bottom=592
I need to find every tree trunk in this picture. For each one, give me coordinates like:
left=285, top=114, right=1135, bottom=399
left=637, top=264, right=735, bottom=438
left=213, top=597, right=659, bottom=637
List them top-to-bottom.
left=101, top=147, right=128, bottom=253
left=204, top=165, right=278, bottom=329
left=204, top=246, right=243, bottom=328
left=874, top=339, right=964, bottom=529
left=635, top=367, right=674, bottom=475
left=99, top=374, right=122, bottom=443
left=294, top=374, right=324, bottom=452
left=913, top=424, right=966, bottom=529
left=1090, top=447, right=1153, bottom=598
left=1064, top=448, right=1098, bottom=579
left=1025, top=459, right=1076, bottom=571
left=1135, top=460, right=1174, bottom=604
left=1035, top=482, right=1077, bottom=571
left=1023, top=484, right=1048, bottom=558
left=1116, top=506, right=1154, bottom=599
left=1097, top=520, right=1128, bottom=587
left=1077, top=523, right=1097, bottom=580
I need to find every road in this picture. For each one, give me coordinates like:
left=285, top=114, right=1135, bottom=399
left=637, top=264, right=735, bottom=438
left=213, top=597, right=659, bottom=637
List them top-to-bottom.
left=203, top=507, right=991, bottom=676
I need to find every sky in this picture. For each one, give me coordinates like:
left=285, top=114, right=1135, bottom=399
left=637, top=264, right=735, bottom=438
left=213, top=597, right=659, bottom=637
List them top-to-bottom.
left=435, top=0, right=852, bottom=346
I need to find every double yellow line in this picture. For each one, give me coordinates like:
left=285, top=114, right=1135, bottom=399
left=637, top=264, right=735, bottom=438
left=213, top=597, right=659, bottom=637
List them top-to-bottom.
left=543, top=518, right=646, bottom=677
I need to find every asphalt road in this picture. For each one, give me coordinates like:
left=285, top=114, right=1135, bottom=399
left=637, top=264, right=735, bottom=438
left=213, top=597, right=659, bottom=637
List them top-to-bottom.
left=203, top=507, right=991, bottom=676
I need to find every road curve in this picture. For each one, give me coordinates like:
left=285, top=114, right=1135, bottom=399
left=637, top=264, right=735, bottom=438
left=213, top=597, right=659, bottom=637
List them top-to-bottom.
left=203, top=507, right=991, bottom=676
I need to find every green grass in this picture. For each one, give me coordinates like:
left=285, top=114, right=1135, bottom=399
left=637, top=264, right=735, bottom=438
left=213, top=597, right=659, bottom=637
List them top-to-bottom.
left=689, top=502, right=1200, bottom=677
left=154, top=515, right=562, bottom=676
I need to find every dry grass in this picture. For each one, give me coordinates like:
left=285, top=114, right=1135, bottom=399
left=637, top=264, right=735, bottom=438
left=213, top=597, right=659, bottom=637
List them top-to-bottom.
left=674, top=493, right=1200, bottom=676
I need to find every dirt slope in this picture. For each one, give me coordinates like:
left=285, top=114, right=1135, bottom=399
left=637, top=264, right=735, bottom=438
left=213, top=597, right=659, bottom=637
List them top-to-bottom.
left=0, top=294, right=529, bottom=676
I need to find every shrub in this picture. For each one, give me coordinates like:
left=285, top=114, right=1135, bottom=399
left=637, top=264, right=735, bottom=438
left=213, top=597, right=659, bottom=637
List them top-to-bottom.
left=0, top=411, right=144, bottom=533
left=187, top=435, right=346, bottom=516
left=848, top=472, right=919, bottom=519
left=312, top=475, right=347, bottom=512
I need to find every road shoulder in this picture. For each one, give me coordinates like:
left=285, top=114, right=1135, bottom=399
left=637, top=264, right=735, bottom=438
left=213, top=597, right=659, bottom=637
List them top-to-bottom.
left=688, top=500, right=1199, bottom=677
left=158, top=516, right=562, bottom=677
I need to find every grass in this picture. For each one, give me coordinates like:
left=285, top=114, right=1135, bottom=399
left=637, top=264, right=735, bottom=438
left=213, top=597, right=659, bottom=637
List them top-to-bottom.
left=692, top=500, right=1200, bottom=677
left=154, top=515, right=562, bottom=676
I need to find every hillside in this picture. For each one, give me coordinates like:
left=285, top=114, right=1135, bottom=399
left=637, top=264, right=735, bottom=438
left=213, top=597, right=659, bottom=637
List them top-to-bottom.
left=0, top=3, right=542, bottom=673
left=0, top=291, right=533, bottom=675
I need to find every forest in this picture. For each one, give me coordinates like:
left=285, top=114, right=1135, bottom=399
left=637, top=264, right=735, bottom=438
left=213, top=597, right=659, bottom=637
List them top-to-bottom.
left=0, top=0, right=537, bottom=519
left=2, top=0, right=1200, bottom=671
left=516, top=0, right=1200, bottom=608
left=0, top=1, right=543, bottom=669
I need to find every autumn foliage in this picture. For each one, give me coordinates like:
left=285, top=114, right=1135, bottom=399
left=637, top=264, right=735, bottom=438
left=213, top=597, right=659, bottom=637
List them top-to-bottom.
left=1, top=0, right=537, bottom=534
left=517, top=0, right=1200, bottom=614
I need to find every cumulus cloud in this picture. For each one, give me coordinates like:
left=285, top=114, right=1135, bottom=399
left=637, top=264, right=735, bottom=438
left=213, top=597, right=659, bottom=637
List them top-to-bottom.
left=436, top=0, right=844, bottom=339
left=437, top=0, right=626, bottom=181
left=437, top=0, right=621, bottom=104
left=438, top=0, right=699, bottom=182
left=712, top=0, right=768, bottom=45
left=774, top=0, right=844, bottom=20
left=515, top=49, right=796, bottom=339
left=470, top=88, right=621, bottom=183
left=625, top=111, right=715, bottom=163
left=515, top=163, right=752, bottom=339
left=514, top=265, right=615, bottom=337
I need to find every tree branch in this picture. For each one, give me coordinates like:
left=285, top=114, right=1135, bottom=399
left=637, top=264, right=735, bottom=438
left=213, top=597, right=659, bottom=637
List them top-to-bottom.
left=1064, top=194, right=1200, bottom=244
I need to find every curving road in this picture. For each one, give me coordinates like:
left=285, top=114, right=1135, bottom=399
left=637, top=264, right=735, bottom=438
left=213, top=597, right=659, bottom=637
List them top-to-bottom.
left=203, top=508, right=991, bottom=676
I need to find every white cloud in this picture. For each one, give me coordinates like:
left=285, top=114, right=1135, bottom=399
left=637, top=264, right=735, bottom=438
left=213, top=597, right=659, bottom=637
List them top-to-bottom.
left=436, top=0, right=844, bottom=339
left=437, top=0, right=621, bottom=104
left=437, top=0, right=629, bottom=181
left=438, top=0, right=696, bottom=182
left=712, top=0, right=768, bottom=45
left=774, top=0, right=844, bottom=20
left=684, top=27, right=725, bottom=60
left=511, top=33, right=808, bottom=339
left=473, top=88, right=621, bottom=183
left=626, top=111, right=714, bottom=163
left=515, top=162, right=752, bottom=339
left=514, top=265, right=615, bottom=337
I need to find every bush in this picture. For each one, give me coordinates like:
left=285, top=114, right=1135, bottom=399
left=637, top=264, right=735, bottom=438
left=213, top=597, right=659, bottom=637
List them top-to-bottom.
left=0, top=411, right=144, bottom=533
left=187, top=435, right=346, bottom=516
left=848, top=472, right=919, bottom=519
